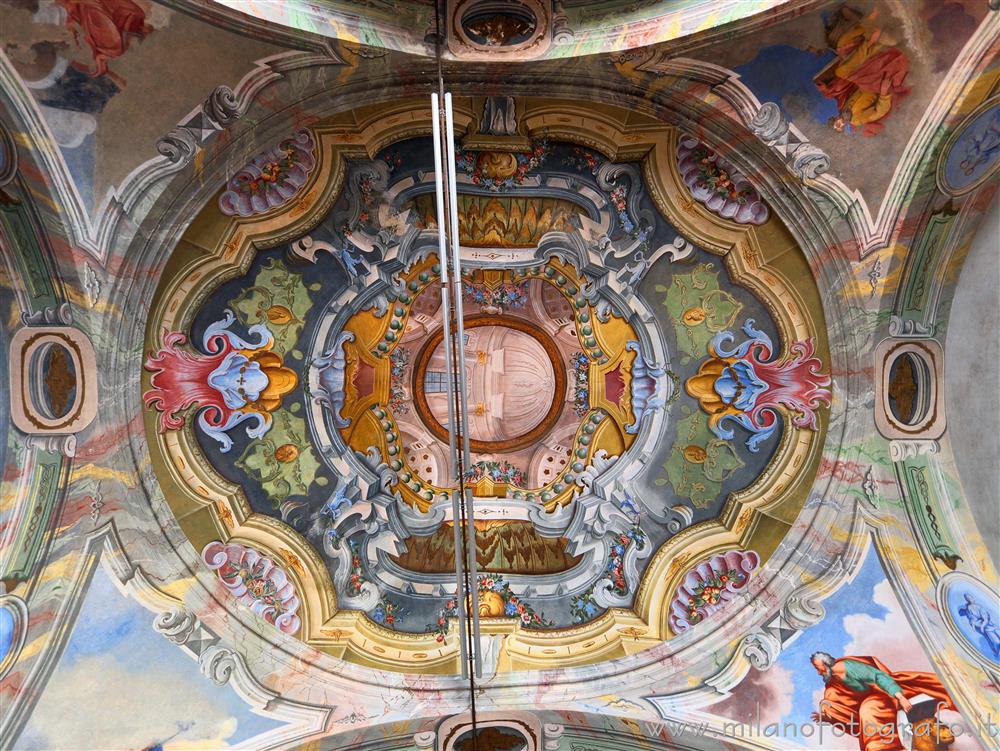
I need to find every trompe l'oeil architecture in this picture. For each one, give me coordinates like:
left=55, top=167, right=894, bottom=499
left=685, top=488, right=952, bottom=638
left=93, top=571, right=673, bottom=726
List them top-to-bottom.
left=1, top=2, right=998, bottom=750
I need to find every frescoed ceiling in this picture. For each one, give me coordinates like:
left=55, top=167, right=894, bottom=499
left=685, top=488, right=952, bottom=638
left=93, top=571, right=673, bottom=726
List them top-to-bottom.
left=1, top=2, right=999, bottom=750
left=140, top=113, right=830, bottom=670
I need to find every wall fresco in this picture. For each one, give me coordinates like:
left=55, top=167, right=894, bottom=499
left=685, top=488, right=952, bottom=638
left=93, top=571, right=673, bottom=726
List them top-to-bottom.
left=0, top=0, right=283, bottom=212
left=712, top=0, right=989, bottom=211
left=0, top=3, right=998, bottom=750
left=712, top=550, right=979, bottom=751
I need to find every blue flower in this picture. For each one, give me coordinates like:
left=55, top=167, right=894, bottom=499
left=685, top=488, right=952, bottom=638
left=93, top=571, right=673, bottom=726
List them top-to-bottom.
left=613, top=544, right=625, bottom=556
left=504, top=601, right=518, bottom=616
left=372, top=606, right=385, bottom=623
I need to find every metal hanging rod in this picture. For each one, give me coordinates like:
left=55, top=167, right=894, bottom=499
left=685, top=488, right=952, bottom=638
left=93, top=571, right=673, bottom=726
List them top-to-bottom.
left=431, top=91, right=482, bottom=682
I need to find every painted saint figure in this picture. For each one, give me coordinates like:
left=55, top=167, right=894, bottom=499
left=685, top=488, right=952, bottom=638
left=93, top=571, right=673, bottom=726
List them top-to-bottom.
left=814, top=6, right=910, bottom=136
left=959, top=108, right=1000, bottom=177
left=957, top=592, right=1000, bottom=658
left=810, top=652, right=955, bottom=751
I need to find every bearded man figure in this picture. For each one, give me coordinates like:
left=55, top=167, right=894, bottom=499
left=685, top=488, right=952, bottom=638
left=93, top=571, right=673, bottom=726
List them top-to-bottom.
left=809, top=652, right=956, bottom=751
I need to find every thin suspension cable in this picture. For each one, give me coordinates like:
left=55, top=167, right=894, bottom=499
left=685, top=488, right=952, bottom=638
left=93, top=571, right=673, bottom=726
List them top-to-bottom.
left=434, top=0, right=481, bottom=737
left=431, top=91, right=469, bottom=678
left=444, top=92, right=482, bottom=680
left=439, top=95, right=481, bottom=689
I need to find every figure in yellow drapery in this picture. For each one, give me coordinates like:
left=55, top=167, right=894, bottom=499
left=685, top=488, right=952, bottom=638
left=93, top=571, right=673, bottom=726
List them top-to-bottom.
left=814, top=5, right=911, bottom=136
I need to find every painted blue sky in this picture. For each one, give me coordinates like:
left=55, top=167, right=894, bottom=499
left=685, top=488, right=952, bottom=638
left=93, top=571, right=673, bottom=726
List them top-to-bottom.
left=734, top=44, right=840, bottom=126
left=714, top=545, right=981, bottom=749
left=771, top=548, right=980, bottom=750
left=775, top=548, right=894, bottom=728
left=18, top=565, right=287, bottom=751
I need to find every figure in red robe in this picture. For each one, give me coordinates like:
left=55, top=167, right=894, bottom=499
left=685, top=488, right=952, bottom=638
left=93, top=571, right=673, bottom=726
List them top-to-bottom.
left=58, top=0, right=153, bottom=83
left=814, top=6, right=911, bottom=137
left=810, top=652, right=956, bottom=751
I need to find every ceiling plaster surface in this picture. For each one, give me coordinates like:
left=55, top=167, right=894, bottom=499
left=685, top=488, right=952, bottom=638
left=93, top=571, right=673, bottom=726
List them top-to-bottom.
left=0, top=2, right=999, bottom=749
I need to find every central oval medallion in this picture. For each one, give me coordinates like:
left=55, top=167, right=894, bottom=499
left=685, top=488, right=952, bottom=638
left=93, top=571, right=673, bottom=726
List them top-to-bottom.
left=412, top=315, right=566, bottom=452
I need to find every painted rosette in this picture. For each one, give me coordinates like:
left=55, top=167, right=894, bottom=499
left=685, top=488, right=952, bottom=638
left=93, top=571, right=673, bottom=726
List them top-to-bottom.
left=677, top=136, right=769, bottom=226
left=202, top=541, right=302, bottom=634
left=668, top=549, right=760, bottom=632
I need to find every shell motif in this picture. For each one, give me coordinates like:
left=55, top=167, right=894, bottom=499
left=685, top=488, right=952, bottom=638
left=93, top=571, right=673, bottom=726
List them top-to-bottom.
left=218, top=129, right=316, bottom=218
left=676, top=136, right=769, bottom=226
left=202, top=541, right=302, bottom=635
left=668, top=549, right=760, bottom=633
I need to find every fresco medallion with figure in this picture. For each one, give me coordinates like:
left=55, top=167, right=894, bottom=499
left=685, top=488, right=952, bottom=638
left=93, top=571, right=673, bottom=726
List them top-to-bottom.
left=142, top=101, right=831, bottom=673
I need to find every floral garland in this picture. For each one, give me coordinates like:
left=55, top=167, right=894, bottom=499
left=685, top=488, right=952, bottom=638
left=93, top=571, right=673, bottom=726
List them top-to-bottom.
left=219, top=130, right=316, bottom=217
left=675, top=136, right=769, bottom=225
left=456, top=140, right=549, bottom=192
left=564, top=143, right=653, bottom=242
left=563, top=145, right=602, bottom=174
left=690, top=145, right=756, bottom=204
left=382, top=150, right=403, bottom=171
left=341, top=157, right=398, bottom=238
left=356, top=173, right=376, bottom=225
left=609, top=185, right=636, bottom=234
left=462, top=281, right=529, bottom=312
left=388, top=347, right=410, bottom=415
left=571, top=352, right=590, bottom=416
left=465, top=459, right=526, bottom=487
left=569, top=527, right=645, bottom=623
left=607, top=527, right=645, bottom=594
left=344, top=539, right=407, bottom=629
left=347, top=539, right=365, bottom=597
left=202, top=541, right=301, bottom=635
left=668, top=549, right=759, bottom=632
left=685, top=567, right=745, bottom=625
left=429, top=575, right=552, bottom=642
left=482, top=575, right=553, bottom=627
left=569, top=593, right=603, bottom=624
left=371, top=597, right=407, bottom=629
left=430, top=598, right=459, bottom=642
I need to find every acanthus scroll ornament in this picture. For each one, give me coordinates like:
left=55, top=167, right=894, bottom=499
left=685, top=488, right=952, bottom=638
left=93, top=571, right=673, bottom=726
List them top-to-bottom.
left=750, top=102, right=831, bottom=181
left=153, top=608, right=199, bottom=645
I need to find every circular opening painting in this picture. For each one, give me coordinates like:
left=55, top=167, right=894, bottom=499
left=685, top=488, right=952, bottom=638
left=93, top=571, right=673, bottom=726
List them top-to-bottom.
left=461, top=2, right=537, bottom=47
left=451, top=725, right=529, bottom=751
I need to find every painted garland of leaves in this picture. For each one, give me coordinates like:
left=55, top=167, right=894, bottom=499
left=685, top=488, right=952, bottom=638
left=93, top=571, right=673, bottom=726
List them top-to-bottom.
left=457, top=139, right=550, bottom=191
left=690, top=144, right=757, bottom=205
left=462, top=281, right=529, bottom=311
left=388, top=347, right=410, bottom=415
left=571, top=351, right=590, bottom=416
left=465, top=460, right=526, bottom=487
left=569, top=527, right=646, bottom=623
left=347, top=539, right=365, bottom=597
left=685, top=567, right=746, bottom=625
left=429, top=574, right=552, bottom=642
left=371, top=598, right=407, bottom=630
